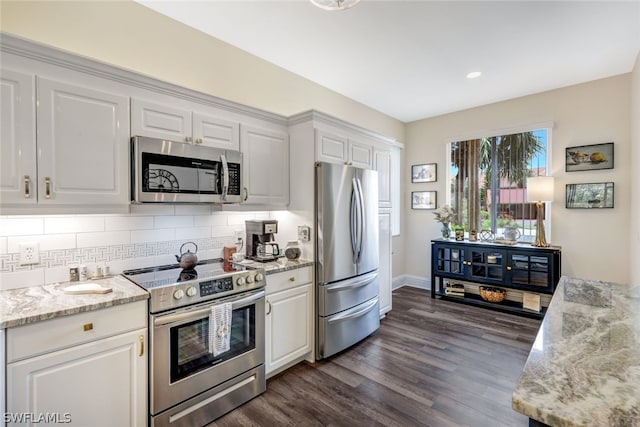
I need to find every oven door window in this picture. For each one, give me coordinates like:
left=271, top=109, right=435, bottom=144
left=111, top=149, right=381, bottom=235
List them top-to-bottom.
left=169, top=304, right=255, bottom=383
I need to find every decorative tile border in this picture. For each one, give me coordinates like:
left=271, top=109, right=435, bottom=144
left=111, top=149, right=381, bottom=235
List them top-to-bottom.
left=1, top=237, right=234, bottom=273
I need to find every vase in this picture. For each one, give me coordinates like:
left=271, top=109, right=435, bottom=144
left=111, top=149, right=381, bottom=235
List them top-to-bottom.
left=441, top=223, right=451, bottom=239
left=284, top=241, right=302, bottom=260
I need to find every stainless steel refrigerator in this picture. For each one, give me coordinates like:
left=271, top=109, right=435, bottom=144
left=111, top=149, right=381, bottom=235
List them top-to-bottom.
left=315, top=161, right=380, bottom=360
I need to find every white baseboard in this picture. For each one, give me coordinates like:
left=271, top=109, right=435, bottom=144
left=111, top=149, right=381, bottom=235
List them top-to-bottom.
left=392, top=274, right=430, bottom=291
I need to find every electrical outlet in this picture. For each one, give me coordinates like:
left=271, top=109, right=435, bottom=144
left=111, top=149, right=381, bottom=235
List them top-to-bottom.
left=297, top=225, right=310, bottom=242
left=234, top=230, right=244, bottom=243
left=19, top=242, right=40, bottom=266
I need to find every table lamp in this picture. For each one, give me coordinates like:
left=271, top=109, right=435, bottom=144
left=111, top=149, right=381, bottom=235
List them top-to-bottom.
left=526, top=176, right=554, bottom=247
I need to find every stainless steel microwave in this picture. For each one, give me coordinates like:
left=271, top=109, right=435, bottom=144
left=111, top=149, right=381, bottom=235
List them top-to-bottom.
left=131, top=136, right=243, bottom=204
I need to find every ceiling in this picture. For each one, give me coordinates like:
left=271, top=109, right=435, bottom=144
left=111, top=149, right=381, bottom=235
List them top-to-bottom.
left=136, top=0, right=639, bottom=123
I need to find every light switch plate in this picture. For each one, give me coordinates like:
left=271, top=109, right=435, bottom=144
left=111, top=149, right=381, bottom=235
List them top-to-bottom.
left=297, top=225, right=311, bottom=242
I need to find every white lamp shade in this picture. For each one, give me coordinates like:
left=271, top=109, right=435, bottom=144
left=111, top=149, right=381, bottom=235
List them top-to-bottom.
left=527, top=176, right=554, bottom=202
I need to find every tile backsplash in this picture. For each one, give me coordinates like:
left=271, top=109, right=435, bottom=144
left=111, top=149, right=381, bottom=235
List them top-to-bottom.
left=0, top=206, right=271, bottom=290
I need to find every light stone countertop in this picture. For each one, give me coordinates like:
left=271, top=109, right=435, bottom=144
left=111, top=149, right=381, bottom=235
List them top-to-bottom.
left=233, top=258, right=314, bottom=274
left=0, top=275, right=149, bottom=329
left=512, top=276, right=640, bottom=426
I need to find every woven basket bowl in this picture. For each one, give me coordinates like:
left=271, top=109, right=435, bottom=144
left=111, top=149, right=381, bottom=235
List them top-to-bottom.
left=479, top=286, right=506, bottom=303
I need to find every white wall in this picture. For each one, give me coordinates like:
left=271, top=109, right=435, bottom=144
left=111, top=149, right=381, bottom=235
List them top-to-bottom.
left=0, top=0, right=404, bottom=143
left=630, top=52, right=640, bottom=285
left=404, top=75, right=632, bottom=285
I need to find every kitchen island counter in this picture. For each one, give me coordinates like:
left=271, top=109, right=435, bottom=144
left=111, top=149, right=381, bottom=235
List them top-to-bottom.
left=0, top=275, right=149, bottom=329
left=512, top=276, right=640, bottom=426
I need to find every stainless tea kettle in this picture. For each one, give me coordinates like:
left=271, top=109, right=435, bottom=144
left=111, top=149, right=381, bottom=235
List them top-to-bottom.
left=176, top=242, right=198, bottom=269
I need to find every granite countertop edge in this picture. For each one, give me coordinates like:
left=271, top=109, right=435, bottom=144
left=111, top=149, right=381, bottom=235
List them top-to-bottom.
left=232, top=258, right=314, bottom=274
left=1, top=275, right=149, bottom=330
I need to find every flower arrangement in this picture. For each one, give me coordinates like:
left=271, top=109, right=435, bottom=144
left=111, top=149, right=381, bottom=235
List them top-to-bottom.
left=432, top=205, right=456, bottom=224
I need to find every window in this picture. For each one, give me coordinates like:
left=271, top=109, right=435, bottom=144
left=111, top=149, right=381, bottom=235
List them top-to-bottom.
left=448, top=128, right=550, bottom=242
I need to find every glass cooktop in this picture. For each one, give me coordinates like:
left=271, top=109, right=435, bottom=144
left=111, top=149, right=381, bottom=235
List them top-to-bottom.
left=123, top=258, right=236, bottom=290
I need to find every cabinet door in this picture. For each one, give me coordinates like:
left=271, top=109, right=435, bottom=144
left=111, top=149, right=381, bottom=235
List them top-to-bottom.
left=1, top=70, right=36, bottom=205
left=37, top=78, right=130, bottom=205
left=131, top=98, right=191, bottom=142
left=192, top=112, right=240, bottom=150
left=241, top=124, right=289, bottom=206
left=316, top=129, right=348, bottom=164
left=348, top=138, right=373, bottom=169
left=374, top=149, right=391, bottom=208
left=378, top=209, right=392, bottom=315
left=433, top=244, right=467, bottom=278
left=467, top=247, right=506, bottom=285
left=507, top=252, right=553, bottom=292
left=265, top=283, right=312, bottom=376
left=7, top=328, right=147, bottom=427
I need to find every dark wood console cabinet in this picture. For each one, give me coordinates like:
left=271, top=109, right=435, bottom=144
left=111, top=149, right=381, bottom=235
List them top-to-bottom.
left=431, top=239, right=561, bottom=318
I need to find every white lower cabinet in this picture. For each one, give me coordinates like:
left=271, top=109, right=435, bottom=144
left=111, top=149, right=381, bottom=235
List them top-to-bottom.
left=379, top=209, right=392, bottom=316
left=265, top=267, right=313, bottom=377
left=6, top=301, right=147, bottom=427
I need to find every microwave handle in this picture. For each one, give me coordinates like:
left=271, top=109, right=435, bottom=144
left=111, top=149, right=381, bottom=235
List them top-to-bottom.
left=221, top=154, right=229, bottom=201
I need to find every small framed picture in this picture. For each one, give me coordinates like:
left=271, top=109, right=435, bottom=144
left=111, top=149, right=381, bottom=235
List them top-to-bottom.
left=565, top=142, right=614, bottom=172
left=411, top=163, right=437, bottom=183
left=566, top=182, right=614, bottom=209
left=411, top=191, right=437, bottom=210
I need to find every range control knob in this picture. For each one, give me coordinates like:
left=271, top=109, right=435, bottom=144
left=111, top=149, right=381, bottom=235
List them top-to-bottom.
left=255, top=273, right=264, bottom=282
left=246, top=275, right=255, bottom=284
left=237, top=276, right=246, bottom=286
left=186, top=286, right=197, bottom=297
left=173, top=289, right=185, bottom=300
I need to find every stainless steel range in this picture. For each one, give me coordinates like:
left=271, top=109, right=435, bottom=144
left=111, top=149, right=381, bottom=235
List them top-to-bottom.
left=123, top=259, right=266, bottom=427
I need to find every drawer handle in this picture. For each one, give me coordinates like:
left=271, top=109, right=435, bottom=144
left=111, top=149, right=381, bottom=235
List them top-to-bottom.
left=24, top=175, right=31, bottom=198
left=44, top=177, right=52, bottom=199
left=289, top=277, right=296, bottom=282
left=266, top=300, right=272, bottom=315
left=83, top=323, right=93, bottom=332
left=139, top=335, right=145, bottom=357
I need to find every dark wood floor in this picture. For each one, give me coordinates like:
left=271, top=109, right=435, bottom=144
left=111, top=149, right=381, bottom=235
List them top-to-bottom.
left=212, top=286, right=541, bottom=427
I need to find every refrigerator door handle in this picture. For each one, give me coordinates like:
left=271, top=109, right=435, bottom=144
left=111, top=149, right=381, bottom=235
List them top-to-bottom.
left=354, top=175, right=365, bottom=263
left=350, top=177, right=359, bottom=264
left=325, top=272, right=378, bottom=293
left=327, top=297, right=379, bottom=324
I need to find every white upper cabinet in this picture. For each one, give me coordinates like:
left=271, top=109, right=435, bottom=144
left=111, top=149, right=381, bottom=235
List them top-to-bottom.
left=0, top=70, right=36, bottom=205
left=37, top=77, right=130, bottom=206
left=131, top=98, right=240, bottom=150
left=241, top=124, right=289, bottom=206
left=315, top=129, right=373, bottom=169
left=374, top=148, right=392, bottom=208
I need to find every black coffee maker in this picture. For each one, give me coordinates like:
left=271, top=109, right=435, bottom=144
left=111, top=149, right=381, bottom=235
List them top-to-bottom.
left=245, top=220, right=280, bottom=262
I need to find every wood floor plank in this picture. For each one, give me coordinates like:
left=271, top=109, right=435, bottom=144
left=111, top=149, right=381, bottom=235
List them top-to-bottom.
left=210, top=286, right=540, bottom=427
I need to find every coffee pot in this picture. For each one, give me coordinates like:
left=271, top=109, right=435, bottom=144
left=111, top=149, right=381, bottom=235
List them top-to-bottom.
left=175, top=242, right=198, bottom=269
left=257, top=242, right=279, bottom=258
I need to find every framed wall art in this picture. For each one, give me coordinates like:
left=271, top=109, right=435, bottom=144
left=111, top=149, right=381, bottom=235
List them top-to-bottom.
left=565, top=142, right=614, bottom=172
left=411, top=163, right=437, bottom=183
left=566, top=182, right=614, bottom=209
left=411, top=191, right=437, bottom=210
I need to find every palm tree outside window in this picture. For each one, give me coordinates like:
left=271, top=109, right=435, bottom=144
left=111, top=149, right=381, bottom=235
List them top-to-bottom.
left=449, top=129, right=549, bottom=242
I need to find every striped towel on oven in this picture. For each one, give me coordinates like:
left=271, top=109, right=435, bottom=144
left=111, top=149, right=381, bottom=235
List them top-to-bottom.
left=209, top=302, right=232, bottom=356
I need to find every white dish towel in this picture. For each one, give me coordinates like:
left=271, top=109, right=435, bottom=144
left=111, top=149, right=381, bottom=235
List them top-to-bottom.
left=209, top=302, right=232, bottom=357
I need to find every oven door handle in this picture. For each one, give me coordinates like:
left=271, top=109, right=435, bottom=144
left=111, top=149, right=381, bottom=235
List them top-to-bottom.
left=153, top=290, right=265, bottom=327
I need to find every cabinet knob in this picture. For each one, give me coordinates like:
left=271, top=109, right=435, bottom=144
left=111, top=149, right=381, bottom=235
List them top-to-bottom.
left=185, top=136, right=192, bottom=142
left=195, top=138, right=203, bottom=144
left=507, top=266, right=512, bottom=271
left=289, top=276, right=296, bottom=282
left=83, top=323, right=93, bottom=332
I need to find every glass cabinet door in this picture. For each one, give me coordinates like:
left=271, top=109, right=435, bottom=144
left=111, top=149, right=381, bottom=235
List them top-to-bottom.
left=435, top=246, right=466, bottom=277
left=468, top=248, right=506, bottom=283
left=508, top=253, right=551, bottom=291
